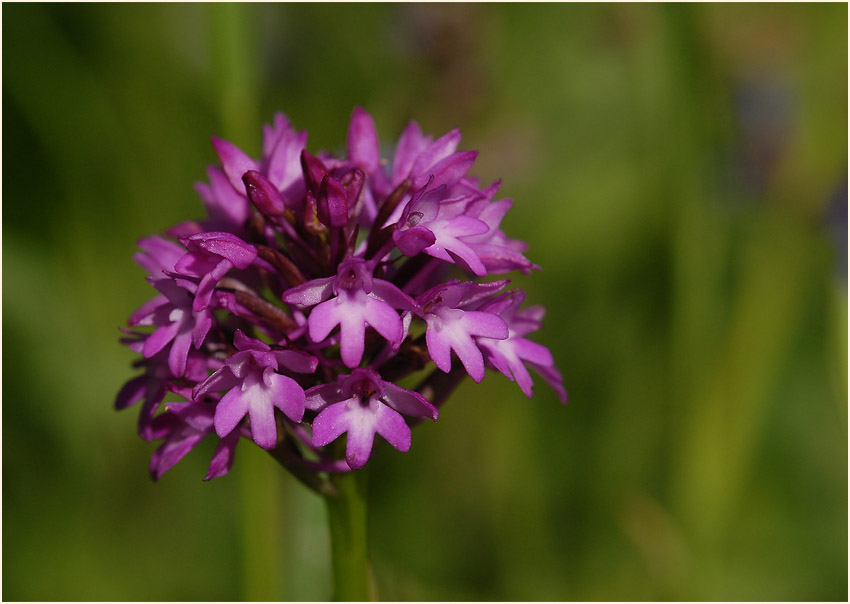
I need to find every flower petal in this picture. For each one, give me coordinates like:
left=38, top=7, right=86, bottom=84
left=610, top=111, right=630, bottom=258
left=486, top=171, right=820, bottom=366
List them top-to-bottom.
left=346, top=106, right=380, bottom=173
left=392, top=121, right=428, bottom=185
left=411, top=128, right=460, bottom=179
left=212, top=135, right=258, bottom=195
left=425, top=150, right=477, bottom=190
left=394, top=225, right=436, bottom=257
left=282, top=276, right=335, bottom=307
left=128, top=295, right=169, bottom=326
left=363, top=297, right=403, bottom=346
left=308, top=298, right=343, bottom=343
left=338, top=307, right=368, bottom=367
left=462, top=311, right=509, bottom=340
left=142, top=321, right=180, bottom=359
left=425, top=322, right=453, bottom=373
left=167, top=327, right=193, bottom=377
left=449, top=330, right=486, bottom=382
left=273, top=350, right=319, bottom=374
left=194, top=365, right=240, bottom=400
left=267, top=371, right=306, bottom=424
left=115, top=375, right=148, bottom=410
left=246, top=380, right=279, bottom=450
left=305, top=381, right=344, bottom=411
left=382, top=382, right=438, bottom=421
left=213, top=386, right=250, bottom=438
left=312, top=398, right=358, bottom=447
left=373, top=403, right=411, bottom=453
left=344, top=407, right=380, bottom=470
left=149, top=423, right=208, bottom=481
left=204, top=429, right=240, bottom=481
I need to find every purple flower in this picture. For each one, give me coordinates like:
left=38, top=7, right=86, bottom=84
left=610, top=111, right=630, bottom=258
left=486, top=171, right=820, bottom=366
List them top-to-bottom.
left=118, top=108, right=565, bottom=482
left=197, top=113, right=308, bottom=231
left=386, top=120, right=475, bottom=192
left=462, top=182, right=538, bottom=275
left=393, top=183, right=491, bottom=276
left=173, top=231, right=257, bottom=311
left=134, top=235, right=185, bottom=277
left=283, top=257, right=416, bottom=368
left=128, top=278, right=213, bottom=377
left=416, top=280, right=509, bottom=382
left=478, top=291, right=567, bottom=403
left=193, top=330, right=318, bottom=449
left=306, top=368, right=438, bottom=470
left=147, top=402, right=242, bottom=481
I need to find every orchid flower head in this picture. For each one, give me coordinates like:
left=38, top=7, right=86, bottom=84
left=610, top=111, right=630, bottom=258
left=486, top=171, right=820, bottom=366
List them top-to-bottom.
left=117, top=107, right=565, bottom=482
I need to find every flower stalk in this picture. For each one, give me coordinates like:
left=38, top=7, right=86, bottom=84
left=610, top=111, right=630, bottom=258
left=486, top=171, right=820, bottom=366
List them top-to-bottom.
left=325, top=464, right=374, bottom=601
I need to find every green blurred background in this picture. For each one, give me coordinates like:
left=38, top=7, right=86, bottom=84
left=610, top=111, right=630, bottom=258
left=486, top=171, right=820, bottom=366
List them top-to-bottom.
left=3, top=3, right=847, bottom=601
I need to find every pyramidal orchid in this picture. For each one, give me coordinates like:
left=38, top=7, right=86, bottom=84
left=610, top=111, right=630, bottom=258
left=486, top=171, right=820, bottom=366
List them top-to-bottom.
left=116, top=107, right=566, bottom=598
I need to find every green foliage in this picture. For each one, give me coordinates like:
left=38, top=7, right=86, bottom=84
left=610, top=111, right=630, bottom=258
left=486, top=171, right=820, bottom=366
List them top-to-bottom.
left=3, top=3, right=846, bottom=600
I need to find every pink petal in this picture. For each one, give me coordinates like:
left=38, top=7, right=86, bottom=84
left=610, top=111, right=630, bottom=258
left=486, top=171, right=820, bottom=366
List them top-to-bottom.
left=346, top=106, right=380, bottom=173
left=262, top=112, right=290, bottom=157
left=392, top=121, right=428, bottom=185
left=411, top=128, right=461, bottom=177
left=269, top=129, right=308, bottom=195
left=212, top=136, right=258, bottom=195
left=418, top=150, right=477, bottom=190
left=200, top=167, right=252, bottom=229
left=394, top=225, right=436, bottom=257
left=134, top=235, right=184, bottom=275
left=196, top=235, right=257, bottom=269
left=440, top=240, right=488, bottom=277
left=174, top=251, right=218, bottom=279
left=192, top=259, right=231, bottom=311
left=282, top=276, right=335, bottom=307
left=128, top=295, right=168, bottom=326
left=363, top=297, right=403, bottom=346
left=307, top=298, right=343, bottom=343
left=338, top=308, right=368, bottom=368
left=192, top=309, right=213, bottom=349
left=462, top=311, right=509, bottom=340
left=142, top=321, right=180, bottom=358
left=425, top=323, right=453, bottom=373
left=167, top=327, right=193, bottom=377
left=233, top=329, right=270, bottom=352
left=450, top=332, right=486, bottom=382
left=515, top=338, right=554, bottom=367
left=483, top=345, right=514, bottom=380
left=273, top=349, right=318, bottom=374
left=507, top=353, right=535, bottom=398
left=534, top=364, right=568, bottom=404
left=193, top=366, right=240, bottom=400
left=267, top=371, right=306, bottom=423
left=115, top=375, right=148, bottom=410
left=246, top=381, right=278, bottom=449
left=305, top=382, right=344, bottom=411
left=382, top=382, right=438, bottom=420
left=213, top=386, right=250, bottom=438
left=312, top=398, right=358, bottom=447
left=373, top=404, right=411, bottom=453
left=344, top=407, right=380, bottom=469
left=149, top=424, right=207, bottom=481
left=204, top=429, right=240, bottom=481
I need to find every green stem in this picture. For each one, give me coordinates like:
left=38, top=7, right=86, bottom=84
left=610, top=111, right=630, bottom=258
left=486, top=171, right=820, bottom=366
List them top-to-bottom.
left=325, top=467, right=375, bottom=601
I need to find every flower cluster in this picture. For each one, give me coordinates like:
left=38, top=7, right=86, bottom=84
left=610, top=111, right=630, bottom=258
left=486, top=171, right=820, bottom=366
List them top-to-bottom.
left=117, top=108, right=565, bottom=483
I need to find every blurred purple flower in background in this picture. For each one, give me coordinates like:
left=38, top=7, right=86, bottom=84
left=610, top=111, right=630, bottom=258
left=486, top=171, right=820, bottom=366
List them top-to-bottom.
left=117, top=107, right=565, bottom=483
